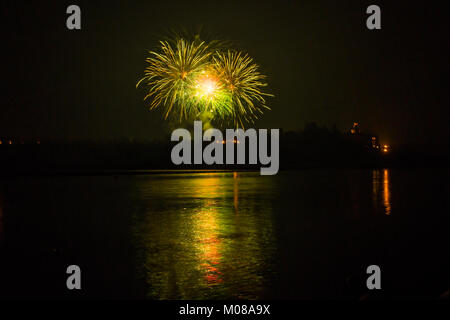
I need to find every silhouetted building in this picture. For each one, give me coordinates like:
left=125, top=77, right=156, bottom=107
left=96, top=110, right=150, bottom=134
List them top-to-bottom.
left=347, top=123, right=379, bottom=150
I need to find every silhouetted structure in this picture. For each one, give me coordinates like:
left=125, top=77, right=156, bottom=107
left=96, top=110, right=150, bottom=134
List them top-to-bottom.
left=1, top=122, right=449, bottom=175
left=348, top=122, right=379, bottom=151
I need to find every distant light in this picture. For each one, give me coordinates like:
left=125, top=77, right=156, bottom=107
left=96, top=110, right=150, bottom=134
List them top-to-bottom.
left=218, top=139, right=241, bottom=144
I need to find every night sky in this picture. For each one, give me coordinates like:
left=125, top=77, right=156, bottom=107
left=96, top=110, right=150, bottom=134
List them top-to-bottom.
left=1, top=0, right=448, bottom=146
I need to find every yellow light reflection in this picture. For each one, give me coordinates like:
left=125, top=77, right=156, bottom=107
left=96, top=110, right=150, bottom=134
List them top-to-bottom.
left=372, top=169, right=392, bottom=215
left=383, top=169, right=391, bottom=215
left=134, top=171, right=276, bottom=299
left=189, top=174, right=224, bottom=285
left=195, top=202, right=223, bottom=285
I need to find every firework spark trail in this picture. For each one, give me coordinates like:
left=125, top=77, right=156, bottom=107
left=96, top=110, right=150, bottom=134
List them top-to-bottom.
left=137, top=36, right=273, bottom=127
left=136, top=38, right=212, bottom=121
left=212, top=50, right=273, bottom=127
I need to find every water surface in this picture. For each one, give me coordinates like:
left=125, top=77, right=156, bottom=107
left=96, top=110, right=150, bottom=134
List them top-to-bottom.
left=0, top=169, right=448, bottom=299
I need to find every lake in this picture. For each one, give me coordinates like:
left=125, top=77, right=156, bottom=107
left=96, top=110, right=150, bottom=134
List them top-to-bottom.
left=0, top=169, right=448, bottom=299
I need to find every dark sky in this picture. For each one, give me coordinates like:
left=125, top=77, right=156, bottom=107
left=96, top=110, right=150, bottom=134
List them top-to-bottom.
left=0, top=0, right=448, bottom=146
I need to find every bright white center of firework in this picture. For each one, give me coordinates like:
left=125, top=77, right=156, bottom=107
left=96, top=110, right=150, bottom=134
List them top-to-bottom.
left=196, top=75, right=218, bottom=99
left=203, top=81, right=215, bottom=94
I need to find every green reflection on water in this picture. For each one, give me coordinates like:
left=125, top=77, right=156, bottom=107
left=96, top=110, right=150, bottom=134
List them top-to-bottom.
left=132, top=172, right=277, bottom=299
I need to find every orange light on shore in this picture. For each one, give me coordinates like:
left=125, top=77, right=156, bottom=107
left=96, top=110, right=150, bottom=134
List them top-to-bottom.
left=216, top=139, right=240, bottom=144
left=382, top=144, right=390, bottom=153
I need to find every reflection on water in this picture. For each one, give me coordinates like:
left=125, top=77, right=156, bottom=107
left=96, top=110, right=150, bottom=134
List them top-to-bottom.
left=1, top=169, right=447, bottom=299
left=372, top=169, right=392, bottom=215
left=383, top=169, right=391, bottom=215
left=132, top=172, right=277, bottom=299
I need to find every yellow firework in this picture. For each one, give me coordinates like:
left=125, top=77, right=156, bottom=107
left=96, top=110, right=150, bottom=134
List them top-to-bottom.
left=137, top=37, right=273, bottom=127
left=136, top=38, right=212, bottom=120
left=212, top=50, right=273, bottom=127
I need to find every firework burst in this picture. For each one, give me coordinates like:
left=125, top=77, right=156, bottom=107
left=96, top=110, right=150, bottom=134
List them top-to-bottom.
left=137, top=36, right=273, bottom=127
left=136, top=38, right=212, bottom=121
left=212, top=50, right=273, bottom=127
